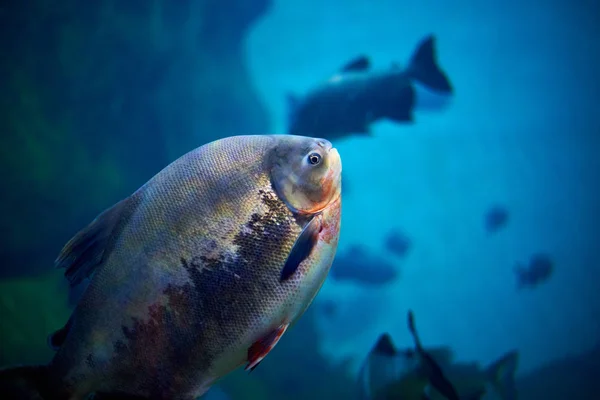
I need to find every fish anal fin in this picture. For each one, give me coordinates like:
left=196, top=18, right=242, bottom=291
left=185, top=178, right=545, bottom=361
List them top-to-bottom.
left=340, top=55, right=370, bottom=73
left=55, top=195, right=139, bottom=287
left=280, top=216, right=321, bottom=282
left=246, top=324, right=289, bottom=372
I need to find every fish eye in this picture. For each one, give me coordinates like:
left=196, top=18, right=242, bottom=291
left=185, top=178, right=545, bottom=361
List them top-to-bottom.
left=307, top=152, right=322, bottom=165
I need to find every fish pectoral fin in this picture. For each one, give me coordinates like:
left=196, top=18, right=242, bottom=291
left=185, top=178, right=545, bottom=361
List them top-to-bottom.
left=339, top=55, right=371, bottom=73
left=55, top=194, right=139, bottom=288
left=280, top=215, right=321, bottom=282
left=47, top=316, right=73, bottom=351
left=245, top=324, right=289, bottom=372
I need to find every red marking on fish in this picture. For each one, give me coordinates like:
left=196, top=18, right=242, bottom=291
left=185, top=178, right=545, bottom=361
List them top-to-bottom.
left=245, top=323, right=289, bottom=372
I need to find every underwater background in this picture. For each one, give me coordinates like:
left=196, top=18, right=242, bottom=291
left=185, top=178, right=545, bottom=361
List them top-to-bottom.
left=1, top=0, right=599, bottom=399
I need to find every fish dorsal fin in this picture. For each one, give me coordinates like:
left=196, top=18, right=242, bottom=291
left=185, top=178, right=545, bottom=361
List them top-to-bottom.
left=340, top=55, right=370, bottom=73
left=55, top=195, right=140, bottom=287
left=280, top=215, right=321, bottom=281
left=407, top=310, right=423, bottom=351
left=372, top=333, right=397, bottom=356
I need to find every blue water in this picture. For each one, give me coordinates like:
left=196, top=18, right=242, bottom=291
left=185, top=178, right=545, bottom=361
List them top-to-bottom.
left=1, top=0, right=599, bottom=399
left=248, top=0, right=600, bottom=377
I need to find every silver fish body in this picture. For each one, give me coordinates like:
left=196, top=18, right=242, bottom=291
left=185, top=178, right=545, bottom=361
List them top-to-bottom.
left=16, top=135, right=342, bottom=400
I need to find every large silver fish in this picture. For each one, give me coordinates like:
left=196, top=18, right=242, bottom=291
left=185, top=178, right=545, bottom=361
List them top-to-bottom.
left=0, top=134, right=342, bottom=400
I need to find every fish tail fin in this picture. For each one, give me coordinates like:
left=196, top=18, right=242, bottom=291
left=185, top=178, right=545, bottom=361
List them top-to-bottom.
left=407, top=35, right=453, bottom=94
left=485, top=350, right=519, bottom=400
left=0, top=365, right=65, bottom=400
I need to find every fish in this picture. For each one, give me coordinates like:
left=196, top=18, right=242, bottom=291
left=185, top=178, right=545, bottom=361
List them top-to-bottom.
left=286, top=35, right=454, bottom=140
left=0, top=134, right=342, bottom=400
left=484, top=205, right=509, bottom=234
left=385, top=229, right=412, bottom=259
left=330, top=245, right=398, bottom=286
left=514, top=253, right=553, bottom=290
left=359, top=310, right=519, bottom=400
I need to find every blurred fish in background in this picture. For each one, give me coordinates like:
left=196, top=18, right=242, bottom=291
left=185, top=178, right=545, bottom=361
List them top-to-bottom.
left=286, top=35, right=454, bottom=140
left=484, top=205, right=510, bottom=235
left=384, top=229, right=413, bottom=259
left=330, top=245, right=399, bottom=286
left=514, top=253, right=554, bottom=290
left=359, top=311, right=519, bottom=400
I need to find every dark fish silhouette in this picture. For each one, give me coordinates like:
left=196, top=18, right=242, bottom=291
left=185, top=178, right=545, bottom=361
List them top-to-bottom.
left=287, top=35, right=454, bottom=140
left=484, top=205, right=509, bottom=234
left=385, top=229, right=412, bottom=258
left=330, top=245, right=398, bottom=286
left=515, top=253, right=554, bottom=290
left=358, top=311, right=519, bottom=400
